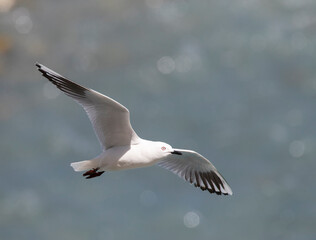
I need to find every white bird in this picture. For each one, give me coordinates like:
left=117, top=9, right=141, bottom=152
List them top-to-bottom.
left=36, top=63, right=232, bottom=196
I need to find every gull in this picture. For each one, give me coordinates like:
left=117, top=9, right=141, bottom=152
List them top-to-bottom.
left=36, top=63, right=232, bottom=196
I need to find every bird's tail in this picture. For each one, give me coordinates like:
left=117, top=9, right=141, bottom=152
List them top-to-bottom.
left=70, top=160, right=98, bottom=172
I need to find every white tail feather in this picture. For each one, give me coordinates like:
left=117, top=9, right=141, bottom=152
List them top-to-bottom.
left=70, top=160, right=96, bottom=172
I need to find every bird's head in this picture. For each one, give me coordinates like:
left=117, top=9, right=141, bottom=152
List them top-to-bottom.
left=154, top=141, right=182, bottom=158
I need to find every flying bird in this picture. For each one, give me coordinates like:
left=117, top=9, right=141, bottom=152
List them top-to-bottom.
left=36, top=63, right=232, bottom=196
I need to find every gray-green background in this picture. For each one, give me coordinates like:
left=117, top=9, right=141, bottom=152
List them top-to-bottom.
left=1, top=0, right=315, bottom=239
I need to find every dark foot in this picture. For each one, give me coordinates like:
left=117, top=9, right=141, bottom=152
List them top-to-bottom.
left=83, top=168, right=105, bottom=179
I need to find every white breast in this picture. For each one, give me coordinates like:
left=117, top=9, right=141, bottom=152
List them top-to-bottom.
left=99, top=141, right=160, bottom=171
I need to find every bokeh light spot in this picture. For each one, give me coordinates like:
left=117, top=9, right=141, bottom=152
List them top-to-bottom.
left=12, top=7, right=33, bottom=34
left=157, top=56, right=175, bottom=74
left=183, top=211, right=200, bottom=228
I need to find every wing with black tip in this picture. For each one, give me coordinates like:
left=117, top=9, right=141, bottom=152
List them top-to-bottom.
left=36, top=63, right=141, bottom=150
left=157, top=149, right=232, bottom=195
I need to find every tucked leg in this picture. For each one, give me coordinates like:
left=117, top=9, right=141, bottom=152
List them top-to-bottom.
left=83, top=168, right=105, bottom=179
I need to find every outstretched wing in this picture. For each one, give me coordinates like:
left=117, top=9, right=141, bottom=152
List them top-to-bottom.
left=36, top=63, right=141, bottom=150
left=157, top=149, right=232, bottom=195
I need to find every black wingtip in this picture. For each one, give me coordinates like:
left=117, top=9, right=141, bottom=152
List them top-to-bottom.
left=35, top=62, right=42, bottom=69
left=35, top=62, right=46, bottom=75
left=35, top=63, right=50, bottom=77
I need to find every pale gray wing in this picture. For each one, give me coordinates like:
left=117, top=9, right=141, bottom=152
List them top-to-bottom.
left=36, top=63, right=141, bottom=150
left=157, top=149, right=232, bottom=195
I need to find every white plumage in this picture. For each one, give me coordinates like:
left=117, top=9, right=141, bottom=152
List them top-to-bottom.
left=36, top=63, right=232, bottom=196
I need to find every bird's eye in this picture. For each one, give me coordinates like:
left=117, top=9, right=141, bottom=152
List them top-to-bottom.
left=161, top=146, right=166, bottom=151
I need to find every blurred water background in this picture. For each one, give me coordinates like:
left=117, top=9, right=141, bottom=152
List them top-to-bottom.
left=1, top=0, right=316, bottom=239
